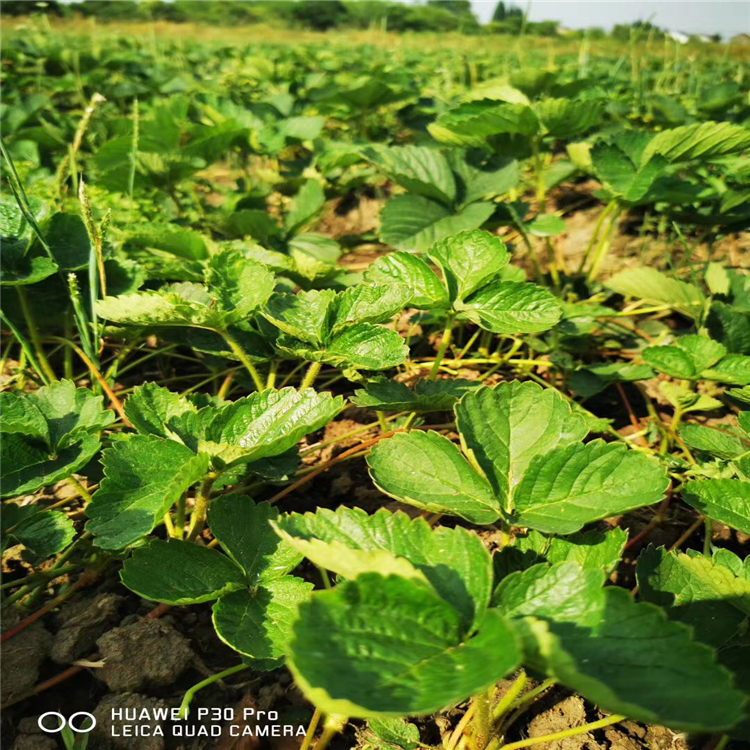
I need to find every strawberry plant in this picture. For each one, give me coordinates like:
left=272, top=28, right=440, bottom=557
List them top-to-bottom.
left=2, top=16, right=749, bottom=750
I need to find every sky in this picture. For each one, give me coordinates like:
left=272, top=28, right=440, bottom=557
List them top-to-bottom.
left=470, top=1, right=749, bottom=39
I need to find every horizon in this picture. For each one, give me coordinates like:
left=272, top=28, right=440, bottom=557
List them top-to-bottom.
left=472, top=0, right=748, bottom=39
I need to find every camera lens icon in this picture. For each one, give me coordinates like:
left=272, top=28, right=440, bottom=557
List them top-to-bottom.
left=38, top=712, right=96, bottom=733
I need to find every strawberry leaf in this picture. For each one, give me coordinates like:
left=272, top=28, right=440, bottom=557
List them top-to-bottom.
left=368, top=430, right=501, bottom=524
left=87, top=436, right=210, bottom=549
left=683, top=479, right=750, bottom=535
left=206, top=494, right=301, bottom=584
left=274, top=506, right=493, bottom=632
left=121, top=539, right=246, bottom=605
left=287, top=573, right=521, bottom=717
left=213, top=578, right=314, bottom=663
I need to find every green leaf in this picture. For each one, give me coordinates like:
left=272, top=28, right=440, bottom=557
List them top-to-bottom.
left=537, top=98, right=602, bottom=140
left=428, top=100, right=539, bottom=148
left=644, top=121, right=750, bottom=163
left=591, top=144, right=667, bottom=203
left=363, top=145, right=457, bottom=205
left=449, top=151, right=520, bottom=205
left=285, top=180, right=326, bottom=235
left=1, top=194, right=44, bottom=239
left=379, top=195, right=494, bottom=253
left=225, top=209, right=282, bottom=244
left=45, top=212, right=91, bottom=271
left=527, top=214, right=565, bottom=237
left=127, top=223, right=209, bottom=260
left=427, top=230, right=509, bottom=302
left=204, top=248, right=276, bottom=323
left=364, top=251, right=448, bottom=310
left=0, top=253, right=59, bottom=286
left=605, top=268, right=705, bottom=319
left=458, top=281, right=562, bottom=334
left=332, top=284, right=411, bottom=334
left=97, top=289, right=204, bottom=328
left=263, top=289, right=336, bottom=347
left=707, top=302, right=750, bottom=355
left=325, top=324, right=408, bottom=371
left=644, top=335, right=727, bottom=379
left=678, top=335, right=727, bottom=371
left=643, top=345, right=696, bottom=378
left=705, top=354, right=750, bottom=385
left=352, top=377, right=480, bottom=413
left=32, top=380, right=115, bottom=448
left=454, top=381, right=589, bottom=506
left=660, top=382, right=723, bottom=414
left=123, top=383, right=198, bottom=439
left=205, top=387, right=343, bottom=463
left=0, top=392, right=49, bottom=444
left=679, top=424, right=746, bottom=460
left=367, top=430, right=501, bottom=524
left=1, top=433, right=101, bottom=498
left=87, top=436, right=210, bottom=549
left=511, top=440, right=668, bottom=535
left=683, top=479, right=750, bottom=535
left=206, top=494, right=301, bottom=584
left=274, top=506, right=493, bottom=632
left=5, top=510, right=75, bottom=563
left=506, top=528, right=627, bottom=576
left=121, top=539, right=245, bottom=605
left=636, top=546, right=750, bottom=648
left=712, top=548, right=750, bottom=580
left=493, top=562, right=605, bottom=622
left=288, top=573, right=521, bottom=717
left=213, top=577, right=313, bottom=662
left=521, top=586, right=745, bottom=731
left=367, top=718, right=420, bottom=750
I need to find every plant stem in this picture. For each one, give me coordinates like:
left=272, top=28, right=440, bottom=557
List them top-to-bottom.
left=578, top=201, right=615, bottom=274
left=586, top=203, right=621, bottom=284
left=16, top=288, right=56, bottom=383
left=1, top=310, right=47, bottom=385
left=429, top=315, right=455, bottom=380
left=456, top=328, right=481, bottom=361
left=220, top=329, right=265, bottom=392
left=266, top=359, right=278, bottom=390
left=300, top=360, right=322, bottom=389
left=217, top=371, right=236, bottom=400
left=376, top=411, right=389, bottom=434
left=186, top=474, right=217, bottom=542
left=66, top=476, right=92, bottom=504
left=174, top=493, right=186, bottom=540
left=163, top=512, right=176, bottom=538
left=669, top=515, right=705, bottom=551
left=703, top=517, right=713, bottom=555
left=316, top=565, right=332, bottom=589
left=178, top=663, right=249, bottom=719
left=492, top=671, right=527, bottom=723
left=506, top=678, right=556, bottom=714
left=472, top=686, right=494, bottom=750
left=445, top=702, right=477, bottom=750
left=300, top=708, right=323, bottom=750
left=500, top=714, right=625, bottom=750
left=314, top=716, right=346, bottom=750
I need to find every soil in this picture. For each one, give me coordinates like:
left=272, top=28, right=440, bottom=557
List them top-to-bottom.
left=51, top=592, right=124, bottom=664
left=1, top=608, right=53, bottom=705
left=96, top=619, right=194, bottom=692
left=507, top=688, right=689, bottom=750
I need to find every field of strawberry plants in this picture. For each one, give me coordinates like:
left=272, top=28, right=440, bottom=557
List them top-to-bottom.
left=1, top=15, right=750, bottom=750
